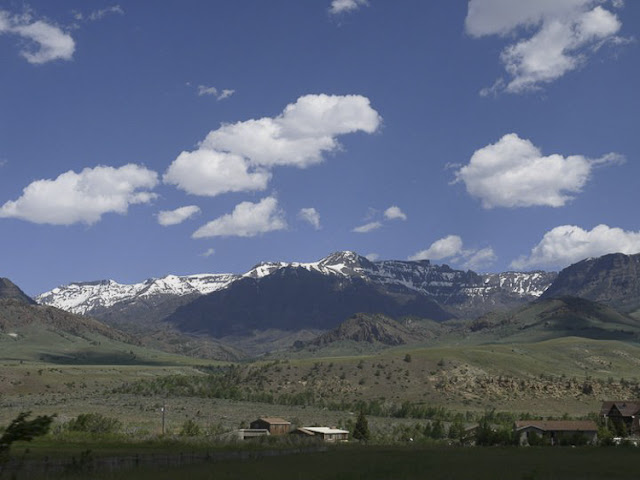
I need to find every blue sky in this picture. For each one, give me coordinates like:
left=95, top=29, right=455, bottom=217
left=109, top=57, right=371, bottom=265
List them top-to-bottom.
left=1, top=0, right=639, bottom=295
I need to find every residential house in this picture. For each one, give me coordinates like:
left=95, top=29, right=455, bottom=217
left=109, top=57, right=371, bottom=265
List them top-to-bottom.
left=600, top=401, right=640, bottom=435
left=514, top=420, right=598, bottom=446
left=291, top=426, right=349, bottom=442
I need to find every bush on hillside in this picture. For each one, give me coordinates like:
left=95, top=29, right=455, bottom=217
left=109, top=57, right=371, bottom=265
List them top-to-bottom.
left=66, top=413, right=121, bottom=435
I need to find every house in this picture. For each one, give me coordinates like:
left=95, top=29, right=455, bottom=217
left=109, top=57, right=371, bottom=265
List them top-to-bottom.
left=600, top=401, right=640, bottom=434
left=249, top=417, right=291, bottom=435
left=514, top=420, right=598, bottom=446
left=291, top=426, right=349, bottom=442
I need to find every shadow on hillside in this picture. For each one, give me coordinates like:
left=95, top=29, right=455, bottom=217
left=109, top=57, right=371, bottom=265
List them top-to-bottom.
left=38, top=351, right=170, bottom=366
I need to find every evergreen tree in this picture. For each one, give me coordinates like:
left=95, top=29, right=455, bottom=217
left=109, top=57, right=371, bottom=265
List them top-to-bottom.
left=353, top=411, right=370, bottom=442
left=0, top=412, right=55, bottom=458
left=430, top=419, right=445, bottom=439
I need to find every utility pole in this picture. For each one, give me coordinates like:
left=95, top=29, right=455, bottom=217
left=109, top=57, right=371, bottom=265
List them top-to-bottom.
left=161, top=402, right=166, bottom=435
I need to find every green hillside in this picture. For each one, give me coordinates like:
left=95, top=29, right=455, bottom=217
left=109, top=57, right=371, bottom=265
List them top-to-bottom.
left=465, top=296, right=640, bottom=344
left=0, top=298, right=215, bottom=365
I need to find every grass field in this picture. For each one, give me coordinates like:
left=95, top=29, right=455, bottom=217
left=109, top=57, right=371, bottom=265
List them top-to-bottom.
left=4, top=336, right=640, bottom=432
left=7, top=445, right=640, bottom=480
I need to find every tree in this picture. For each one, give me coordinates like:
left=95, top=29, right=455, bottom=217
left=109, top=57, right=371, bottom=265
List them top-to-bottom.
left=352, top=411, right=370, bottom=442
left=0, top=412, right=55, bottom=459
left=429, top=419, right=445, bottom=439
left=448, top=419, right=466, bottom=443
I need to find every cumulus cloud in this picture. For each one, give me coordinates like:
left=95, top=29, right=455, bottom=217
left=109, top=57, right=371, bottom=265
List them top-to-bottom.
left=329, top=0, right=368, bottom=15
left=466, top=0, right=626, bottom=93
left=0, top=10, right=75, bottom=64
left=197, top=85, right=235, bottom=101
left=164, top=94, right=380, bottom=197
left=202, top=94, right=381, bottom=168
left=455, top=133, right=622, bottom=208
left=164, top=149, right=271, bottom=197
left=0, top=164, right=158, bottom=225
left=192, top=196, right=286, bottom=239
left=157, top=205, right=201, bottom=226
left=384, top=205, right=407, bottom=221
left=298, top=207, right=321, bottom=230
left=352, top=221, right=382, bottom=233
left=511, top=224, right=640, bottom=269
left=409, top=235, right=496, bottom=270
left=409, top=235, right=464, bottom=261
left=462, top=247, right=498, bottom=271
left=201, top=248, right=215, bottom=258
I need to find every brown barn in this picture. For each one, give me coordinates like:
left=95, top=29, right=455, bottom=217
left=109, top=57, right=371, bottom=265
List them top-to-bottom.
left=601, top=401, right=640, bottom=435
left=249, top=417, right=291, bottom=435
left=514, top=420, right=598, bottom=446
left=291, top=427, right=349, bottom=442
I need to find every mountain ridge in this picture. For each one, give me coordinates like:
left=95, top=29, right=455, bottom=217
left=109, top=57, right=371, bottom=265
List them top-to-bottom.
left=36, top=251, right=557, bottom=325
left=541, top=253, right=640, bottom=313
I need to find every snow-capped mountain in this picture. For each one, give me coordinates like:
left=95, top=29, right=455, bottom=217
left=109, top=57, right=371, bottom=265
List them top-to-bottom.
left=37, top=251, right=556, bottom=326
left=36, top=274, right=239, bottom=316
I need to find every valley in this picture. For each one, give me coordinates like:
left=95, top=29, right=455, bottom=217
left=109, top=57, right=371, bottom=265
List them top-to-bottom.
left=2, top=251, right=640, bottom=476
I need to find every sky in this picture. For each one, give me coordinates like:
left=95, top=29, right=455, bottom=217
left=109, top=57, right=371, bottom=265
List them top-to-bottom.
left=1, top=0, right=639, bottom=295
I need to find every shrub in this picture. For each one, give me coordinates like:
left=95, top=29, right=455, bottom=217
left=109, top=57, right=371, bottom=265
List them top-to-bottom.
left=66, top=413, right=121, bottom=435
left=179, top=419, right=201, bottom=437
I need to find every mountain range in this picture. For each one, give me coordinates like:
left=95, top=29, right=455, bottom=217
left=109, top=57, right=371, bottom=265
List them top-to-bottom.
left=0, top=250, right=635, bottom=358
left=36, top=251, right=556, bottom=338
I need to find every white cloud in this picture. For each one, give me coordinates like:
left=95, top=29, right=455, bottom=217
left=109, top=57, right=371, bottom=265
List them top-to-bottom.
left=329, top=0, right=368, bottom=15
left=466, top=0, right=625, bottom=93
left=73, top=5, right=124, bottom=22
left=88, top=6, right=124, bottom=21
left=0, top=10, right=75, bottom=64
left=197, top=85, right=235, bottom=101
left=197, top=85, right=218, bottom=96
left=218, top=89, right=235, bottom=100
left=165, top=94, right=380, bottom=197
left=202, top=94, right=381, bottom=168
left=455, top=133, right=622, bottom=208
left=164, top=149, right=271, bottom=197
left=0, top=164, right=158, bottom=225
left=192, top=196, right=286, bottom=239
left=157, top=205, right=201, bottom=226
left=352, top=205, right=405, bottom=234
left=383, top=205, right=407, bottom=221
left=298, top=207, right=321, bottom=230
left=352, top=221, right=382, bottom=233
left=511, top=224, right=640, bottom=269
left=409, top=235, right=497, bottom=271
left=409, top=235, right=464, bottom=261
left=462, top=247, right=497, bottom=271
left=201, top=248, right=215, bottom=258
left=365, top=253, right=380, bottom=261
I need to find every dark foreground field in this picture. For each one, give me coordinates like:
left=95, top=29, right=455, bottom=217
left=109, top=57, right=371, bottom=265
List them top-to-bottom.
left=9, top=445, right=640, bottom=480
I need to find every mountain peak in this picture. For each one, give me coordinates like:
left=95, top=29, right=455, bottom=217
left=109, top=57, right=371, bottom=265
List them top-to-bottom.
left=318, top=251, right=374, bottom=272
left=0, top=278, right=35, bottom=305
